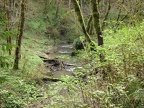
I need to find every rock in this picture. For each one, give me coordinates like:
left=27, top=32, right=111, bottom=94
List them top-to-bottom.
left=44, top=52, right=50, bottom=54
left=70, top=52, right=77, bottom=56
left=38, top=53, right=49, bottom=59
left=43, top=58, right=65, bottom=71
left=43, top=59, right=61, bottom=66
left=64, top=63, right=75, bottom=66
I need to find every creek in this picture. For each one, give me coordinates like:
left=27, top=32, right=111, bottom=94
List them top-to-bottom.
left=40, top=43, right=82, bottom=79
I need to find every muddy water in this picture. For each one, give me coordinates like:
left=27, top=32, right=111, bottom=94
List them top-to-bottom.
left=46, top=43, right=81, bottom=78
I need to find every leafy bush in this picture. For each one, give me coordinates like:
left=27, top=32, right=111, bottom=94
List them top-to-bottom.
left=73, top=36, right=85, bottom=50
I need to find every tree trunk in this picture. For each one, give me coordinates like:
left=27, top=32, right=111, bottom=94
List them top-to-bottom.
left=4, top=0, right=12, bottom=55
left=8, top=0, right=12, bottom=55
left=13, top=0, right=25, bottom=69
left=55, top=0, right=60, bottom=18
left=69, top=0, right=71, bottom=10
left=72, top=0, right=92, bottom=44
left=80, top=0, right=83, bottom=11
left=91, top=0, right=103, bottom=46
left=91, top=0, right=105, bottom=62
left=101, top=0, right=111, bottom=30
left=114, top=0, right=124, bottom=31
left=86, top=15, right=93, bottom=34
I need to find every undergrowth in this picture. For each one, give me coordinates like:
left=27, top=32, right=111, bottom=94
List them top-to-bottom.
left=0, top=0, right=143, bottom=107
left=0, top=19, right=143, bottom=108
left=43, top=21, right=144, bottom=108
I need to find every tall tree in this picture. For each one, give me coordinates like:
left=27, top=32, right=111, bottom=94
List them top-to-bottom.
left=4, top=0, right=12, bottom=55
left=13, top=0, right=26, bottom=69
left=55, top=0, right=60, bottom=18
left=72, top=0, right=92, bottom=44
left=91, top=0, right=103, bottom=46
left=91, top=0, right=105, bottom=62
left=101, top=0, right=111, bottom=30
left=86, top=15, right=93, bottom=35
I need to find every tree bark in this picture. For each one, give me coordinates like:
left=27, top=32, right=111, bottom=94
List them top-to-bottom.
left=4, top=0, right=12, bottom=55
left=13, top=0, right=25, bottom=69
left=55, top=0, right=60, bottom=18
left=69, top=0, right=71, bottom=10
left=72, top=0, right=92, bottom=44
left=91, top=0, right=103, bottom=46
left=91, top=0, right=105, bottom=62
left=101, top=0, right=111, bottom=30
left=86, top=15, right=93, bottom=34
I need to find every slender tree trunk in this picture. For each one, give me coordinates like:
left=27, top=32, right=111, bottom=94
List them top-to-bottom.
left=4, top=0, right=12, bottom=55
left=8, top=0, right=12, bottom=55
left=12, top=0, right=15, bottom=16
left=13, top=0, right=25, bottom=69
left=44, top=0, right=48, bottom=13
left=55, top=0, right=60, bottom=18
left=69, top=0, right=71, bottom=10
left=72, top=0, right=92, bottom=44
left=80, top=0, right=83, bottom=11
left=91, top=0, right=103, bottom=46
left=91, top=0, right=105, bottom=62
left=101, top=0, right=111, bottom=30
left=114, top=0, right=124, bottom=31
left=86, top=15, right=93, bottom=34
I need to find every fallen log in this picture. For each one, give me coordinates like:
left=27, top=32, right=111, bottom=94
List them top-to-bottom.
left=42, top=77, right=61, bottom=82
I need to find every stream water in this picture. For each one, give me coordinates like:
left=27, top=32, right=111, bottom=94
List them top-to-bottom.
left=45, top=43, right=82, bottom=79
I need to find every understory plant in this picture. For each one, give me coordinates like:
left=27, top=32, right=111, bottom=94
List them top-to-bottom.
left=44, top=21, right=144, bottom=108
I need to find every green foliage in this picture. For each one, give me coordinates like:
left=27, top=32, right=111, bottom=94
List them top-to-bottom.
left=0, top=1, right=143, bottom=108
left=0, top=16, right=15, bottom=69
left=25, top=16, right=47, bottom=35
left=45, top=21, right=144, bottom=108
left=73, top=36, right=85, bottom=50
left=20, top=48, right=43, bottom=74
left=0, top=56, right=9, bottom=68
left=0, top=74, right=7, bottom=84
left=0, top=76, right=44, bottom=108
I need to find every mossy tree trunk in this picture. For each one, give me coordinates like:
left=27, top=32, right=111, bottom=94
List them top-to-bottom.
left=4, top=0, right=12, bottom=55
left=8, top=0, right=13, bottom=55
left=13, top=0, right=25, bottom=69
left=72, top=0, right=92, bottom=44
left=91, top=0, right=103, bottom=46
left=91, top=0, right=105, bottom=62
left=86, top=15, right=93, bottom=35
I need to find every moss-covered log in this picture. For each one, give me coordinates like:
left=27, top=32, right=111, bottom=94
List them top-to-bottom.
left=42, top=77, right=62, bottom=82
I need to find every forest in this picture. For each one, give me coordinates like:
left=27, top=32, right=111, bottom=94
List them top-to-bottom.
left=0, top=0, right=144, bottom=108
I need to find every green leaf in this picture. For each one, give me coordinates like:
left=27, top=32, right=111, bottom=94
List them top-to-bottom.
left=0, top=75, right=7, bottom=84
